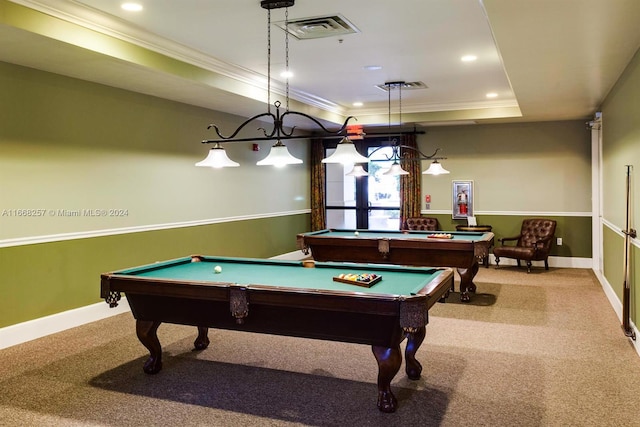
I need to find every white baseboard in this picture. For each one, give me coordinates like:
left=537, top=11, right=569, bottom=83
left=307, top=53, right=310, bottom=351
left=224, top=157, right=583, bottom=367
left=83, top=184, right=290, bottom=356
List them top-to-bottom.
left=489, top=255, right=592, bottom=269
left=595, top=271, right=640, bottom=358
left=0, top=299, right=130, bottom=350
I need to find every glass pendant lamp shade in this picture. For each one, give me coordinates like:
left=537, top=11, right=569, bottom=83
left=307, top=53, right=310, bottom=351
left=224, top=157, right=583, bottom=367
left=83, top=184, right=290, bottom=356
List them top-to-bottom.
left=322, top=137, right=369, bottom=164
left=256, top=140, right=303, bottom=167
left=195, top=144, right=240, bottom=168
left=422, top=160, right=450, bottom=175
left=383, top=162, right=410, bottom=176
left=345, top=164, right=369, bottom=177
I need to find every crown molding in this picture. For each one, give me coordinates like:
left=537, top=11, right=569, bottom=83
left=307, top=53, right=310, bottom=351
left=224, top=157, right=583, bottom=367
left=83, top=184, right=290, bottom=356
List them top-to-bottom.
left=8, top=0, right=344, bottom=114
left=352, top=99, right=519, bottom=117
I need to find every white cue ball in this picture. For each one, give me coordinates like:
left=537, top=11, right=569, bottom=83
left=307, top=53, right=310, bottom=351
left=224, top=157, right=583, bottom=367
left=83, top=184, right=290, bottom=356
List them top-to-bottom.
left=354, top=231, right=359, bottom=236
left=214, top=265, right=222, bottom=273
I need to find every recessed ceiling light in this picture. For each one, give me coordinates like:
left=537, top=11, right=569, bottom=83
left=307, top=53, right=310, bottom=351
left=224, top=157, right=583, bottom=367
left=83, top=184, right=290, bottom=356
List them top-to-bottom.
left=121, top=3, right=143, bottom=12
left=461, top=55, right=477, bottom=62
left=363, top=65, right=382, bottom=71
left=280, top=70, right=294, bottom=79
left=486, top=92, right=498, bottom=98
left=352, top=102, right=363, bottom=107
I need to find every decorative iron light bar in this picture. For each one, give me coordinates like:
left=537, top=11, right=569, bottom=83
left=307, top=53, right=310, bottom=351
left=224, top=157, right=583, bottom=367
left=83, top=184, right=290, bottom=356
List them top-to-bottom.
left=197, top=0, right=362, bottom=168
left=196, top=2, right=450, bottom=175
left=341, top=81, right=450, bottom=177
left=201, top=100, right=356, bottom=142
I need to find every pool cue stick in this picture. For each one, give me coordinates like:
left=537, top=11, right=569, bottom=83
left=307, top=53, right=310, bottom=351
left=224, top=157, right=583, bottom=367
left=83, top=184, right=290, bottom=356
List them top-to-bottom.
left=622, top=165, right=636, bottom=339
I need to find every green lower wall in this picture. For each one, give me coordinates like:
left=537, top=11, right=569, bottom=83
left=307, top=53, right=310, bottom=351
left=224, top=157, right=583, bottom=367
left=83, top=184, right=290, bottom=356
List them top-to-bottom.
left=1, top=212, right=593, bottom=330
left=0, top=214, right=310, bottom=328
left=421, top=214, right=592, bottom=258
left=603, top=224, right=638, bottom=327
left=603, top=225, right=625, bottom=302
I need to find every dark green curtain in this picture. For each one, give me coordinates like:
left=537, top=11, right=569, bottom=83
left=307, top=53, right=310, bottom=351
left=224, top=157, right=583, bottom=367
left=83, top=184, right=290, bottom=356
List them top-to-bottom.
left=399, top=134, right=421, bottom=230
left=310, top=139, right=326, bottom=230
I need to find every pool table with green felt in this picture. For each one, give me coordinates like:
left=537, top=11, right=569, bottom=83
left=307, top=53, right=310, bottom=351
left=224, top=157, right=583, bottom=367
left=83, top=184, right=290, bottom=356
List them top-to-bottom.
left=297, top=228, right=494, bottom=302
left=101, top=255, right=453, bottom=413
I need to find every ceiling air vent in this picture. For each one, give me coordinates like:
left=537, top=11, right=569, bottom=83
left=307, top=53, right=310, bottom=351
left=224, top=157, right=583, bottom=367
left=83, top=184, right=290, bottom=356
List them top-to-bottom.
left=274, top=14, right=360, bottom=40
left=376, top=81, right=428, bottom=91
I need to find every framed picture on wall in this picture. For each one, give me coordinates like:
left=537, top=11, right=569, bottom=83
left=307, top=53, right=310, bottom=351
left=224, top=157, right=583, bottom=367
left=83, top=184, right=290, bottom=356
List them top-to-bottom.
left=452, top=180, right=474, bottom=219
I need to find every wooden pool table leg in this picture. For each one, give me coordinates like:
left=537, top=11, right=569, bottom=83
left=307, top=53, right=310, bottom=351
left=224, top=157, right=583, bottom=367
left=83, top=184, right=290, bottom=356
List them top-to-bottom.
left=456, top=260, right=480, bottom=302
left=136, top=320, right=162, bottom=374
left=194, top=326, right=210, bottom=350
left=404, top=327, right=425, bottom=380
left=372, top=344, right=402, bottom=413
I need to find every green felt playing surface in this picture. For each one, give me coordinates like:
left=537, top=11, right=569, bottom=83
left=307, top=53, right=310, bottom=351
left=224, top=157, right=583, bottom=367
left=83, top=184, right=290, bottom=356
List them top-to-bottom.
left=307, top=229, right=489, bottom=241
left=114, top=256, right=445, bottom=296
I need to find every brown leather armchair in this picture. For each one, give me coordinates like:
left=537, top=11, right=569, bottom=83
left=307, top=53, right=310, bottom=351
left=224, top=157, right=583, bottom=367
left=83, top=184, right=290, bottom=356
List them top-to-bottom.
left=405, top=217, right=440, bottom=231
left=493, top=219, right=557, bottom=273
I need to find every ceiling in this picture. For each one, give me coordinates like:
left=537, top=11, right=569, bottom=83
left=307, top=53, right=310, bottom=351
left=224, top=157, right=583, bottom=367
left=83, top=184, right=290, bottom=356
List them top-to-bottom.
left=2, top=0, right=640, bottom=130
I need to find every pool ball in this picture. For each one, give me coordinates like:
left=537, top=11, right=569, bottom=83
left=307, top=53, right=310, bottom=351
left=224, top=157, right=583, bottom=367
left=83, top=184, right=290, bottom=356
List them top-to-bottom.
left=214, top=265, right=222, bottom=273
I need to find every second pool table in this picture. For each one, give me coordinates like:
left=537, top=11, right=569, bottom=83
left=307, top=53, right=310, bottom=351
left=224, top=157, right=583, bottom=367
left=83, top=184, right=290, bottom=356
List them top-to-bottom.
left=297, top=228, right=494, bottom=302
left=101, top=255, right=453, bottom=413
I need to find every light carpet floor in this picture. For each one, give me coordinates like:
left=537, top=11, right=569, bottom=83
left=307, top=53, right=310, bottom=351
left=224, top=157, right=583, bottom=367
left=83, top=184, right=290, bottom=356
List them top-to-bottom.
left=1, top=266, right=639, bottom=426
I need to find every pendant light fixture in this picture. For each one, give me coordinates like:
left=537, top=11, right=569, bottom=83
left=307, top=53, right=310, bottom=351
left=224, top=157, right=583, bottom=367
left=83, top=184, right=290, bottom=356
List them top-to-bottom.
left=197, top=0, right=356, bottom=169
left=196, top=1, right=450, bottom=175
left=255, top=2, right=301, bottom=166
left=353, top=81, right=451, bottom=177
left=380, top=81, right=451, bottom=176
left=382, top=82, right=409, bottom=176
left=321, top=137, right=370, bottom=164
left=256, top=140, right=304, bottom=167
left=195, top=143, right=240, bottom=168
left=423, top=159, right=450, bottom=175
left=383, top=161, right=410, bottom=176
left=345, top=164, right=369, bottom=177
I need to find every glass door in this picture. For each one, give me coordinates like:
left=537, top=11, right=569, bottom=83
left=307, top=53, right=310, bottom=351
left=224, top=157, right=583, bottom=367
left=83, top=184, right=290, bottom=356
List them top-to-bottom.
left=325, top=140, right=401, bottom=230
left=366, top=146, right=401, bottom=230
left=325, top=157, right=359, bottom=229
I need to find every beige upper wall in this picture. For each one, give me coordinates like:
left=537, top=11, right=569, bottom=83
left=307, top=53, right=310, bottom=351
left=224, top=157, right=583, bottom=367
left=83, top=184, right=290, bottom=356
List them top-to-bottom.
left=598, top=46, right=639, bottom=331
left=600, top=48, right=640, bottom=229
left=1, top=57, right=593, bottom=243
left=0, top=61, right=310, bottom=241
left=415, top=121, right=592, bottom=214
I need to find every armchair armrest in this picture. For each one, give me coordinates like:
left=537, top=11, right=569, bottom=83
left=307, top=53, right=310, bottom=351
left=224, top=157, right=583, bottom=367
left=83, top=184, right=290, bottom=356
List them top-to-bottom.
left=499, top=235, right=521, bottom=245
left=533, top=235, right=554, bottom=249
